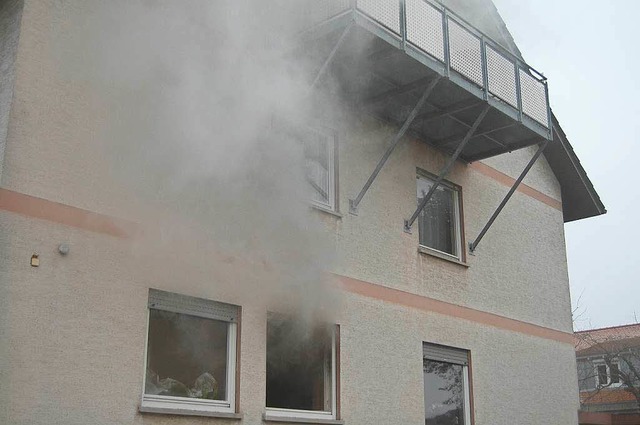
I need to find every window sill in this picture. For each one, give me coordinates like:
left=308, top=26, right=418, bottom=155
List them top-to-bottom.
left=311, top=204, right=342, bottom=218
left=418, top=245, right=469, bottom=268
left=140, top=404, right=242, bottom=420
left=263, top=413, right=344, bottom=424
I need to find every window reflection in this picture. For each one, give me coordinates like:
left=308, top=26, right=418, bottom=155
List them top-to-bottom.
left=424, top=359, right=465, bottom=425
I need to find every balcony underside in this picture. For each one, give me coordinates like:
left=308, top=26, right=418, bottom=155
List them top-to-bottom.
left=300, top=15, right=549, bottom=163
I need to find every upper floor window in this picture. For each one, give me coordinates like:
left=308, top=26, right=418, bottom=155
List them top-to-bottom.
left=274, top=118, right=338, bottom=212
left=303, top=127, right=337, bottom=212
left=417, top=171, right=463, bottom=260
left=140, top=289, right=239, bottom=416
left=265, top=314, right=338, bottom=422
left=423, top=342, right=472, bottom=425
left=595, top=359, right=621, bottom=387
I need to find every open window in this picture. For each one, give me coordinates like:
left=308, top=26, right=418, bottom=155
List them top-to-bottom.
left=272, top=117, right=338, bottom=213
left=304, top=126, right=337, bottom=212
left=417, top=170, right=463, bottom=261
left=140, top=289, right=239, bottom=416
left=265, top=314, right=338, bottom=422
left=423, top=342, right=472, bottom=425
left=595, top=359, right=621, bottom=388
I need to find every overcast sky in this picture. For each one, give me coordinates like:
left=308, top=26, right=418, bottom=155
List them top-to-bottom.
left=492, top=0, right=640, bottom=330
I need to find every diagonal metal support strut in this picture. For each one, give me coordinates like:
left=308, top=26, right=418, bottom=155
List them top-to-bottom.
left=309, top=22, right=353, bottom=90
left=349, top=76, right=443, bottom=214
left=404, top=104, right=491, bottom=232
left=468, top=139, right=549, bottom=252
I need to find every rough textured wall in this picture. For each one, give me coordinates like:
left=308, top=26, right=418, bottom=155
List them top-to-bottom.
left=0, top=0, right=24, bottom=182
left=2, top=0, right=156, bottom=220
left=0, top=1, right=578, bottom=424
left=323, top=112, right=570, bottom=333
left=0, top=211, right=579, bottom=425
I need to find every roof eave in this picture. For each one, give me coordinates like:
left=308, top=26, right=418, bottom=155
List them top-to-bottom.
left=544, top=113, right=606, bottom=223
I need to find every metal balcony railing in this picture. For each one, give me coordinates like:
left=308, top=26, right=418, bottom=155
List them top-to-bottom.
left=305, top=0, right=552, bottom=138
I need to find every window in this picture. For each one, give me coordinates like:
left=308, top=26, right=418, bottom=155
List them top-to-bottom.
left=273, top=118, right=338, bottom=212
left=304, top=127, right=337, bottom=212
left=417, top=171, right=463, bottom=260
left=140, top=289, right=239, bottom=416
left=265, top=315, right=337, bottom=421
left=423, top=343, right=472, bottom=425
left=595, top=359, right=621, bottom=387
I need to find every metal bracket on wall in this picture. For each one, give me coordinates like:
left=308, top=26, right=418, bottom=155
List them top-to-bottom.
left=349, top=76, right=443, bottom=215
left=403, top=104, right=490, bottom=233
left=468, top=139, right=549, bottom=253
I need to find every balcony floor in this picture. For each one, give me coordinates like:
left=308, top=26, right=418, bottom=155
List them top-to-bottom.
left=299, top=16, right=548, bottom=162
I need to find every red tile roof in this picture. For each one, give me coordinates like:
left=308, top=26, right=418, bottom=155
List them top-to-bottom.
left=576, top=324, right=640, bottom=354
left=581, top=388, right=638, bottom=405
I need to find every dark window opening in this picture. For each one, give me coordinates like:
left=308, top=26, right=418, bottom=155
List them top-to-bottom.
left=266, top=316, right=333, bottom=412
left=611, top=362, right=620, bottom=384
left=597, top=364, right=608, bottom=386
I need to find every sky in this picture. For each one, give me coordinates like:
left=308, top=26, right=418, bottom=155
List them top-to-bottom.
left=492, top=0, right=640, bottom=330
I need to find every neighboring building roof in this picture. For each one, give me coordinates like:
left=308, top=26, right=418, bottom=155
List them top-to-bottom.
left=455, top=0, right=607, bottom=222
left=576, top=324, right=640, bottom=355
left=581, top=388, right=638, bottom=405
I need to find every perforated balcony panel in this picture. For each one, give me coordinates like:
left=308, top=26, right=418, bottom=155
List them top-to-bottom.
left=357, top=0, right=401, bottom=34
left=406, top=0, right=445, bottom=62
left=447, top=18, right=483, bottom=87
left=486, top=45, right=518, bottom=108
left=519, top=69, right=548, bottom=126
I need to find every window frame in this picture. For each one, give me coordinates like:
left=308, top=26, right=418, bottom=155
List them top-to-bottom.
left=271, top=116, right=339, bottom=214
left=306, top=125, right=338, bottom=214
left=416, top=169, right=465, bottom=262
left=140, top=290, right=239, bottom=416
left=264, top=321, right=338, bottom=422
left=423, top=342, right=473, bottom=425
left=594, top=358, right=622, bottom=388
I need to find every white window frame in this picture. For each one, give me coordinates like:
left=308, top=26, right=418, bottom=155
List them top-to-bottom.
left=272, top=117, right=338, bottom=213
left=305, top=126, right=337, bottom=213
left=417, top=170, right=463, bottom=261
left=140, top=293, right=238, bottom=415
left=264, top=326, right=337, bottom=422
left=594, top=358, right=622, bottom=388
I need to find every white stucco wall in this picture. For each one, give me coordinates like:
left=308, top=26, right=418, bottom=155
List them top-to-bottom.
left=0, top=1, right=579, bottom=424
left=327, top=113, right=571, bottom=333
left=0, top=211, right=579, bottom=425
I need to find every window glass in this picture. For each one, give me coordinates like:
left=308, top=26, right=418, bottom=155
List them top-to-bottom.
left=275, top=120, right=336, bottom=211
left=305, top=130, right=333, bottom=208
left=417, top=175, right=459, bottom=256
left=145, top=309, right=228, bottom=401
left=266, top=317, right=333, bottom=412
left=424, top=359, right=466, bottom=425
left=611, top=362, right=620, bottom=384
left=597, top=364, right=608, bottom=386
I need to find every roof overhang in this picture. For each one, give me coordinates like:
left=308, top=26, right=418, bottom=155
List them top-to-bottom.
left=545, top=114, right=606, bottom=223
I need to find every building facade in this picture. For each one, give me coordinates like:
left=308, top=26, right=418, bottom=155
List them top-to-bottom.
left=0, top=1, right=605, bottom=424
left=577, top=325, right=640, bottom=425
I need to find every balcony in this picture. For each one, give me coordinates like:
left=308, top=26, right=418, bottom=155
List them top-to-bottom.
left=299, top=0, right=552, bottom=163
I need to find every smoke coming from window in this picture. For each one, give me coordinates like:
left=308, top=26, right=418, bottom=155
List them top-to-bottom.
left=51, top=0, right=355, bottom=319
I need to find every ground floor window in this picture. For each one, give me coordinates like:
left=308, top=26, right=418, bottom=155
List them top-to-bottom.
left=140, top=289, right=239, bottom=415
left=265, top=315, right=337, bottom=421
left=423, top=342, right=472, bottom=425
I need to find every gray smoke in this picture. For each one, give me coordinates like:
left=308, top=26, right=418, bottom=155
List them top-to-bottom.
left=53, top=0, right=347, bottom=319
